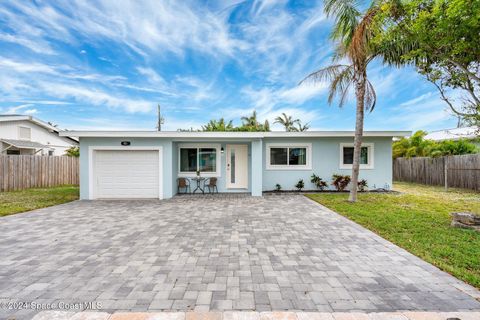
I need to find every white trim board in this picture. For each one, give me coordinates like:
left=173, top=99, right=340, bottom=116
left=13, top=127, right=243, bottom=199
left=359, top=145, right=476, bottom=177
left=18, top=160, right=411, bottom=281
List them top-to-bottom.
left=61, top=130, right=411, bottom=138
left=88, top=146, right=163, bottom=200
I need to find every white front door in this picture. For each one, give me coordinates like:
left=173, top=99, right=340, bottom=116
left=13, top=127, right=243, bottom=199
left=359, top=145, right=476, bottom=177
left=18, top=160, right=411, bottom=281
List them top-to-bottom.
left=226, top=144, right=248, bottom=189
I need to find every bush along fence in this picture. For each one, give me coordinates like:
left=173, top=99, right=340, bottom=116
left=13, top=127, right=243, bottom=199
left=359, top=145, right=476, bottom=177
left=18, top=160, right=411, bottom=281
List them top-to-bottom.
left=393, top=154, right=480, bottom=191
left=0, top=155, right=79, bottom=192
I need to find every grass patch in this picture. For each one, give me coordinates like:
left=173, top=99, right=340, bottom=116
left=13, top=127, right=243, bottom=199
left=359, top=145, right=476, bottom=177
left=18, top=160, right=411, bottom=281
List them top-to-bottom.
left=307, top=182, right=480, bottom=289
left=0, top=185, right=79, bottom=217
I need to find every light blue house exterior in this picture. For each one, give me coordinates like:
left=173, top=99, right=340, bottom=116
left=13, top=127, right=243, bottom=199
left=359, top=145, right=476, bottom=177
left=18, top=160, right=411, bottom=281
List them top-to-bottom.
left=61, top=131, right=409, bottom=200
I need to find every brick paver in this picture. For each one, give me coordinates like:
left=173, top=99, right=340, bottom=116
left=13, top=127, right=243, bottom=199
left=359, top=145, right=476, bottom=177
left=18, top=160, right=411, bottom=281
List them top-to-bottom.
left=0, top=195, right=479, bottom=320
left=29, top=311, right=480, bottom=320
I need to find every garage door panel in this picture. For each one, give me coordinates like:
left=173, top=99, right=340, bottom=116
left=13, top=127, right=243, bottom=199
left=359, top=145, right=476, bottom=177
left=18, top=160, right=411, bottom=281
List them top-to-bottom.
left=93, top=150, right=160, bottom=199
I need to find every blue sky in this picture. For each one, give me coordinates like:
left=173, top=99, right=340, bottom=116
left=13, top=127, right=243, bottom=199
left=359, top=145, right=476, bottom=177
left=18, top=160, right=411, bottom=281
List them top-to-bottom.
left=0, top=0, right=458, bottom=131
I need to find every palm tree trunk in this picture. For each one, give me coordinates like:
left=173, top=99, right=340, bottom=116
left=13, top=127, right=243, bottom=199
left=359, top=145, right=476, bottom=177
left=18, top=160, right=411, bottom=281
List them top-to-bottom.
left=348, top=72, right=366, bottom=202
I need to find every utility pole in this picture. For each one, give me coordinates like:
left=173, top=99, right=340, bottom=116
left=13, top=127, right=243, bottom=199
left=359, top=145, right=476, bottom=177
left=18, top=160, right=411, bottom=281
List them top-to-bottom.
left=157, top=104, right=164, bottom=131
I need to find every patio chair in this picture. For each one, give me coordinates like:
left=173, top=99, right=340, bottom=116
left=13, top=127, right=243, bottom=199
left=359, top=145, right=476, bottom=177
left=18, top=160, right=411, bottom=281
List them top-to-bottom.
left=177, top=177, right=191, bottom=194
left=204, top=177, right=218, bottom=194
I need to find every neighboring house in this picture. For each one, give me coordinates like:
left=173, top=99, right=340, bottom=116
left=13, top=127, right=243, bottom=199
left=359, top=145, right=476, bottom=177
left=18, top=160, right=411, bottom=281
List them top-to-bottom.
left=0, top=115, right=78, bottom=156
left=425, top=126, right=480, bottom=147
left=61, top=130, right=409, bottom=199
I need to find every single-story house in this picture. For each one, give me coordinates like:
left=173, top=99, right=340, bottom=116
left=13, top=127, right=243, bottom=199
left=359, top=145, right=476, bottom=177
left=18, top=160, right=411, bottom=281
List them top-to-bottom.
left=0, top=114, right=78, bottom=155
left=60, top=130, right=410, bottom=200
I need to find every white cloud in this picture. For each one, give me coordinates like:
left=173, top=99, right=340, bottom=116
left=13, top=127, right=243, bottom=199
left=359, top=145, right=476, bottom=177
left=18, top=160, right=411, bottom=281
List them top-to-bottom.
left=1, top=1, right=244, bottom=58
left=0, top=33, right=55, bottom=54
left=0, top=57, right=155, bottom=113
left=0, top=58, right=59, bottom=74
left=137, top=67, right=165, bottom=85
left=218, top=82, right=326, bottom=129
left=241, top=82, right=326, bottom=110
left=39, top=83, right=154, bottom=113
left=279, top=83, right=328, bottom=104
left=399, top=92, right=435, bottom=107
left=17, top=100, right=73, bottom=105
left=4, top=103, right=34, bottom=114
left=23, top=108, right=38, bottom=114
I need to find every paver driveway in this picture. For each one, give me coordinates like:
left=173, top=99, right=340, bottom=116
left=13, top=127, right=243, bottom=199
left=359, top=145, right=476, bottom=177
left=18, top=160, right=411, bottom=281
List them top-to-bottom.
left=1, top=195, right=479, bottom=319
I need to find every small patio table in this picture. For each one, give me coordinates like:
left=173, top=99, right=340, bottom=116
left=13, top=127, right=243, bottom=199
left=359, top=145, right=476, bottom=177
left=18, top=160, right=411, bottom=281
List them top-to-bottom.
left=191, top=176, right=206, bottom=194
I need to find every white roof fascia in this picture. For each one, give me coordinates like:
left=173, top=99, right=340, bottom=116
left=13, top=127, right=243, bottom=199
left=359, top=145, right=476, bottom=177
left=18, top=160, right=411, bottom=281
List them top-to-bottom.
left=59, top=130, right=411, bottom=138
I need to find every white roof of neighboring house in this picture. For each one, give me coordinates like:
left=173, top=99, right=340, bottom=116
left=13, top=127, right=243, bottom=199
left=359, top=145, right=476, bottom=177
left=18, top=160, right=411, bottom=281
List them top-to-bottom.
left=0, top=114, right=78, bottom=143
left=425, top=126, right=479, bottom=141
left=60, top=130, right=411, bottom=138
left=0, top=138, right=48, bottom=149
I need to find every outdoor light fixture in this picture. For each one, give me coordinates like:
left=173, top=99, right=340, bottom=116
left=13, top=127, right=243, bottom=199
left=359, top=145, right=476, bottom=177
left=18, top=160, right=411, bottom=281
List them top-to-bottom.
left=221, top=147, right=224, bottom=154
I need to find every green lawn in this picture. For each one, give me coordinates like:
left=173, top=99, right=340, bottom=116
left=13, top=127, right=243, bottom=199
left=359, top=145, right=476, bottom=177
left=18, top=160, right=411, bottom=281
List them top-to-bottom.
left=307, top=182, right=480, bottom=289
left=0, top=185, right=79, bottom=217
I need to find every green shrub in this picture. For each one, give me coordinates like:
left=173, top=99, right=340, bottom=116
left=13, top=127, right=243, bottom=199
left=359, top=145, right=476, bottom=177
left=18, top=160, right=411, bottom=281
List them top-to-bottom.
left=393, top=130, right=477, bottom=159
left=65, top=146, right=79, bottom=157
left=310, top=174, right=328, bottom=190
left=295, top=179, right=304, bottom=191
left=358, top=179, right=368, bottom=192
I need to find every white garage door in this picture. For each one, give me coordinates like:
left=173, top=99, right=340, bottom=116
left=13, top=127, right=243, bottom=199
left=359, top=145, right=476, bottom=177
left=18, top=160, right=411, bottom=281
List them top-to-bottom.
left=93, top=150, right=160, bottom=199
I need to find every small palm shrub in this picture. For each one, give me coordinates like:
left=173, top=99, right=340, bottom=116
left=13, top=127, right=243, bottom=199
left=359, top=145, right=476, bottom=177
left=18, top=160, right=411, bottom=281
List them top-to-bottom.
left=310, top=174, right=328, bottom=191
left=332, top=174, right=351, bottom=191
left=295, top=179, right=304, bottom=191
left=357, top=179, right=368, bottom=192
left=275, top=183, right=282, bottom=192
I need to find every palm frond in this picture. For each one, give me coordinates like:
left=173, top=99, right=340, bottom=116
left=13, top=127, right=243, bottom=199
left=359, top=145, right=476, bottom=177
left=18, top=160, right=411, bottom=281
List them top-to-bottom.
left=324, top=0, right=361, bottom=45
left=349, top=7, right=379, bottom=65
left=332, top=43, right=348, bottom=61
left=299, top=64, right=350, bottom=85
left=328, top=64, right=354, bottom=106
left=364, top=78, right=377, bottom=112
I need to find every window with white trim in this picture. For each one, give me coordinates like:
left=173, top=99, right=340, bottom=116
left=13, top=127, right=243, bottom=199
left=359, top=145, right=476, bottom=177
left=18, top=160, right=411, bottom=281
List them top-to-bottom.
left=266, top=143, right=311, bottom=170
left=339, top=143, right=374, bottom=169
left=178, top=145, right=220, bottom=176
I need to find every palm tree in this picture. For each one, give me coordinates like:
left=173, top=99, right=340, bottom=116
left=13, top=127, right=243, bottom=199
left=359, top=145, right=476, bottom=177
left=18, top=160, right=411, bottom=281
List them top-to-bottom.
left=301, top=0, right=381, bottom=202
left=240, top=110, right=270, bottom=131
left=241, top=110, right=259, bottom=128
left=274, top=113, right=300, bottom=131
left=294, top=122, right=310, bottom=132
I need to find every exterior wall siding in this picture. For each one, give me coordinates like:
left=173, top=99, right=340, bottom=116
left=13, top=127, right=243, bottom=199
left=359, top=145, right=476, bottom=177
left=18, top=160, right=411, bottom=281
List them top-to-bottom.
left=0, top=120, right=76, bottom=156
left=79, top=136, right=393, bottom=199
left=79, top=137, right=174, bottom=200
left=262, top=137, right=393, bottom=191
left=174, top=141, right=252, bottom=194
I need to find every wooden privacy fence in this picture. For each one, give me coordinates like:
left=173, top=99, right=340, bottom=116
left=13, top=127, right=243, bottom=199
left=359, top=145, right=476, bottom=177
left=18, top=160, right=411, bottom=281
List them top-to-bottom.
left=393, top=154, right=480, bottom=191
left=0, top=155, right=79, bottom=192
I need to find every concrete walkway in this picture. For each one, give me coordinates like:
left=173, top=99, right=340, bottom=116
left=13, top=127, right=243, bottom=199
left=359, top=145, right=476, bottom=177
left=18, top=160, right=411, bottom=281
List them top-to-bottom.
left=0, top=195, right=479, bottom=320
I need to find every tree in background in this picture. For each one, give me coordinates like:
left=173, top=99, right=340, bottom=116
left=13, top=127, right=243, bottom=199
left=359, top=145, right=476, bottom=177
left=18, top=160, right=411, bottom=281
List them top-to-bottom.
left=377, top=0, right=480, bottom=130
left=239, top=110, right=270, bottom=132
left=192, top=111, right=309, bottom=132
left=274, top=113, right=299, bottom=131
left=201, top=118, right=234, bottom=131
left=293, top=122, right=310, bottom=132
left=393, top=131, right=477, bottom=158
left=65, top=146, right=79, bottom=157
